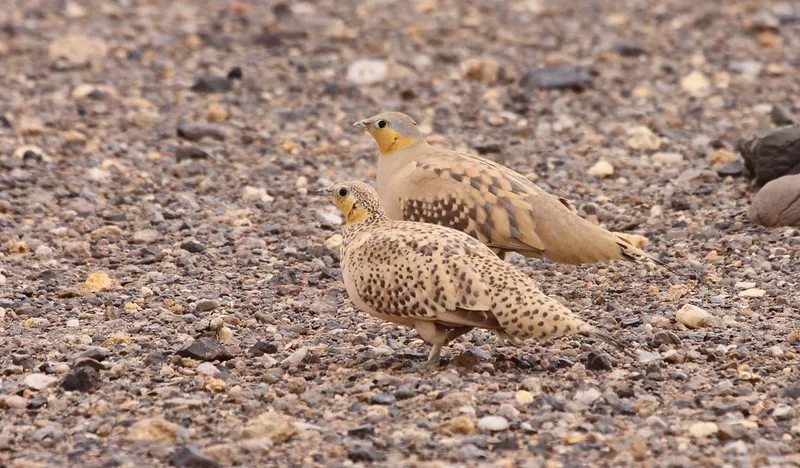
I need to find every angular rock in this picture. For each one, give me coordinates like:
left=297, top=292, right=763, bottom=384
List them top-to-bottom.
left=519, top=65, right=592, bottom=91
left=737, top=125, right=800, bottom=186
left=749, top=174, right=800, bottom=227
left=176, top=337, right=233, bottom=362
left=586, top=351, right=613, bottom=371
left=61, top=366, right=101, bottom=392
left=24, top=373, right=58, bottom=390
left=170, top=445, right=221, bottom=468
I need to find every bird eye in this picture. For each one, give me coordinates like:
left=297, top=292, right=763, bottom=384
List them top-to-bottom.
left=377, top=120, right=387, bottom=129
left=337, top=187, right=348, bottom=197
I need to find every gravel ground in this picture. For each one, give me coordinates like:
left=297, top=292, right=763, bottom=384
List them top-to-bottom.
left=1, top=0, right=799, bottom=466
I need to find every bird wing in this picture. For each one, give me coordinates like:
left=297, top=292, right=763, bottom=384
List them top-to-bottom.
left=395, top=147, right=640, bottom=265
left=344, top=226, right=500, bottom=330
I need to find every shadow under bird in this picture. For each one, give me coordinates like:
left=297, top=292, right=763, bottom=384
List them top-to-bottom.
left=353, top=111, right=670, bottom=268
left=320, top=180, right=630, bottom=369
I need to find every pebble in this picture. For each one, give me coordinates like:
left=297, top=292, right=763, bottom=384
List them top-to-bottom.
left=48, top=35, right=108, bottom=67
left=460, top=57, right=506, bottom=84
left=346, top=59, right=388, bottom=85
left=730, top=60, right=763, bottom=76
left=518, top=65, right=592, bottom=91
left=680, top=71, right=711, bottom=96
left=190, top=75, right=233, bottom=93
left=206, top=104, right=228, bottom=123
left=177, top=122, right=227, bottom=142
left=737, top=125, right=800, bottom=186
left=625, top=126, right=661, bottom=151
left=651, top=152, right=684, bottom=165
left=587, top=160, right=614, bottom=178
left=749, top=175, right=800, bottom=227
left=242, top=186, right=274, bottom=203
left=132, top=229, right=160, bottom=244
left=325, top=234, right=343, bottom=253
left=181, top=241, right=206, bottom=253
left=34, top=245, right=54, bottom=260
left=81, top=271, right=112, bottom=293
left=738, top=288, right=766, bottom=298
left=195, top=300, right=219, bottom=313
left=675, top=304, right=714, bottom=328
left=176, top=338, right=233, bottom=362
left=248, top=341, right=279, bottom=356
left=281, top=347, right=309, bottom=367
left=585, top=351, right=613, bottom=371
left=196, top=362, right=220, bottom=377
left=61, top=366, right=100, bottom=392
left=24, top=373, right=59, bottom=390
left=515, top=390, right=534, bottom=404
left=369, top=393, right=396, bottom=405
left=1, top=395, right=28, bottom=410
left=773, top=405, right=794, bottom=421
left=445, top=415, right=476, bottom=434
left=477, top=415, right=509, bottom=432
left=127, top=417, right=186, bottom=443
left=689, top=422, right=719, bottom=438
left=170, top=446, right=221, bottom=468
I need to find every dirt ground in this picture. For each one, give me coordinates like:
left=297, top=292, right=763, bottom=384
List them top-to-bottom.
left=1, top=0, right=799, bottom=466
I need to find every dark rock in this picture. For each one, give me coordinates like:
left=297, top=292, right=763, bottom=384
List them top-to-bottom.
left=615, top=40, right=649, bottom=57
left=519, top=65, right=592, bottom=91
left=226, top=66, right=243, bottom=80
left=190, top=75, right=232, bottom=93
left=771, top=104, right=796, bottom=126
left=177, top=123, right=226, bottom=142
left=737, top=125, right=800, bottom=186
left=473, top=142, right=503, bottom=155
left=174, top=146, right=212, bottom=162
left=717, top=160, right=745, bottom=177
left=749, top=175, right=800, bottom=227
left=180, top=241, right=205, bottom=253
left=195, top=300, right=219, bottom=313
left=620, top=317, right=642, bottom=327
left=652, top=331, right=681, bottom=346
left=176, top=337, right=233, bottom=362
left=248, top=340, right=279, bottom=357
left=75, top=347, right=108, bottom=362
left=454, top=349, right=490, bottom=368
left=144, top=351, right=170, bottom=367
left=585, top=351, right=613, bottom=372
left=12, top=354, right=35, bottom=370
left=73, top=358, right=107, bottom=371
left=645, top=363, right=663, bottom=381
left=61, top=366, right=101, bottom=393
left=394, top=385, right=416, bottom=400
left=782, top=385, right=800, bottom=399
left=369, top=393, right=396, bottom=405
left=27, top=395, right=48, bottom=410
left=710, top=401, right=751, bottom=416
left=717, top=423, right=748, bottom=441
left=347, top=424, right=375, bottom=438
left=492, top=436, right=519, bottom=451
left=347, top=443, right=384, bottom=462
left=170, top=445, right=221, bottom=468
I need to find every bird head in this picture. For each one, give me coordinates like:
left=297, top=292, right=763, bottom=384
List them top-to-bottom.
left=352, top=112, right=424, bottom=156
left=321, top=180, right=385, bottom=225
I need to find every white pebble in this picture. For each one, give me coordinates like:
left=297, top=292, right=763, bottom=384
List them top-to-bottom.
left=477, top=415, right=509, bottom=432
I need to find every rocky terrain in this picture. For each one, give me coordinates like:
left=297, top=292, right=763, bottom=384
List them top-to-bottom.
left=1, top=0, right=799, bottom=466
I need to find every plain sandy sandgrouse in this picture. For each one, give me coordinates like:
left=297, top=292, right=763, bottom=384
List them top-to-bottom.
left=353, top=111, right=668, bottom=267
left=321, top=180, right=628, bottom=368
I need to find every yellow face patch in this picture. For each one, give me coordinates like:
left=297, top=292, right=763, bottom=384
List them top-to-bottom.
left=367, top=127, right=420, bottom=156
left=334, top=195, right=371, bottom=225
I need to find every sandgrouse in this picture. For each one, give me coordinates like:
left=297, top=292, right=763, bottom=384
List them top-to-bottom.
left=353, top=111, right=666, bottom=267
left=321, top=180, right=627, bottom=368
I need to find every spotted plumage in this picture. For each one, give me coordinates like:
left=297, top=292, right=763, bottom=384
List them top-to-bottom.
left=353, top=111, right=669, bottom=267
left=322, top=180, right=628, bottom=367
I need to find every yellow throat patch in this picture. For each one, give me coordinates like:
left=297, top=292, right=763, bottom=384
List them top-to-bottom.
left=368, top=127, right=419, bottom=156
left=336, top=196, right=371, bottom=225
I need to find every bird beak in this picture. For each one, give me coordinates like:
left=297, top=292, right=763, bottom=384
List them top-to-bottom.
left=352, top=120, right=367, bottom=129
left=315, top=188, right=329, bottom=196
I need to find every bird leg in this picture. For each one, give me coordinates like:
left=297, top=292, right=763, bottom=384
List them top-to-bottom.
left=414, top=323, right=474, bottom=372
left=493, top=330, right=521, bottom=347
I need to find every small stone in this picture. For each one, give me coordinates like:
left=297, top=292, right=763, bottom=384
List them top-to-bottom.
left=48, top=35, right=108, bottom=67
left=615, top=39, right=648, bottom=57
left=461, top=57, right=506, bottom=84
left=346, top=59, right=388, bottom=85
left=518, top=65, right=592, bottom=91
left=680, top=71, right=711, bottom=96
left=190, top=75, right=232, bottom=93
left=206, top=104, right=228, bottom=122
left=18, top=116, right=47, bottom=135
left=177, top=122, right=227, bottom=142
left=737, top=125, right=800, bottom=186
left=625, top=126, right=661, bottom=151
left=175, top=146, right=212, bottom=162
left=651, top=152, right=684, bottom=165
left=588, top=160, right=614, bottom=178
left=717, top=160, right=745, bottom=177
left=749, top=175, right=800, bottom=227
left=242, top=186, right=274, bottom=203
left=91, top=225, right=124, bottom=239
left=132, top=229, right=160, bottom=244
left=325, top=234, right=343, bottom=253
left=181, top=241, right=205, bottom=253
left=34, top=245, right=54, bottom=260
left=81, top=271, right=113, bottom=294
left=738, top=288, right=766, bottom=298
left=195, top=300, right=219, bottom=313
left=675, top=304, right=714, bottom=328
left=66, top=319, right=79, bottom=327
left=216, top=327, right=233, bottom=342
left=652, top=331, right=681, bottom=346
left=176, top=337, right=233, bottom=362
left=248, top=341, right=278, bottom=357
left=281, top=347, right=309, bottom=367
left=586, top=351, right=613, bottom=371
left=196, top=362, right=220, bottom=377
left=60, top=366, right=101, bottom=392
left=24, top=373, right=59, bottom=390
left=203, top=377, right=226, bottom=393
left=515, top=390, right=534, bottom=404
left=369, top=393, right=396, bottom=405
left=1, top=395, right=28, bottom=410
left=773, top=405, right=794, bottom=421
left=240, top=411, right=297, bottom=442
left=444, top=415, right=476, bottom=435
left=477, top=415, right=509, bottom=432
left=127, top=417, right=184, bottom=443
left=689, top=422, right=719, bottom=438
left=717, top=423, right=748, bottom=441
left=347, top=443, right=384, bottom=463
left=170, top=446, right=221, bottom=468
